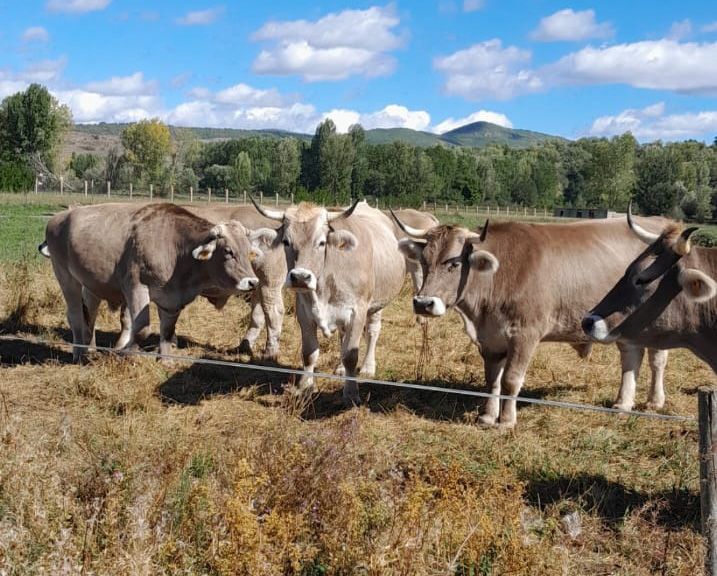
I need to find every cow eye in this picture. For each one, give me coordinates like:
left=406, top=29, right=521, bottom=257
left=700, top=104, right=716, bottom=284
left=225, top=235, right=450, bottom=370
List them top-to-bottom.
left=282, top=238, right=290, bottom=247
left=318, top=240, right=326, bottom=248
left=224, top=247, right=234, bottom=256
left=447, top=261, right=460, bottom=271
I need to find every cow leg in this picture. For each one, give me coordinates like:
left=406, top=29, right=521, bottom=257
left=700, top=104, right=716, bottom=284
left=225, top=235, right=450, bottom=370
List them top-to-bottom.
left=51, top=264, right=88, bottom=362
left=260, top=284, right=284, bottom=362
left=124, top=285, right=151, bottom=351
left=81, top=288, right=101, bottom=350
left=238, top=291, right=264, bottom=355
left=296, top=298, right=319, bottom=391
left=115, top=304, right=132, bottom=349
left=341, top=307, right=367, bottom=406
left=158, top=308, right=180, bottom=357
left=360, top=309, right=382, bottom=377
left=335, top=327, right=347, bottom=376
left=498, top=338, right=539, bottom=429
left=614, top=342, right=644, bottom=411
left=646, top=348, right=668, bottom=410
left=478, top=350, right=506, bottom=426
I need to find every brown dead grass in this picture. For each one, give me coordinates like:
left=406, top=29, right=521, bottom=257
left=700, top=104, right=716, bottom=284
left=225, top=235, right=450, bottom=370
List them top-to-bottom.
left=0, top=262, right=714, bottom=575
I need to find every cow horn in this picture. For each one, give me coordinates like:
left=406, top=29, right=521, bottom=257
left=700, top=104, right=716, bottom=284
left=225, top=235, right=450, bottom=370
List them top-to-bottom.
left=249, top=194, right=284, bottom=221
left=327, top=198, right=361, bottom=222
left=627, top=200, right=659, bottom=245
left=389, top=207, right=429, bottom=238
left=479, top=219, right=489, bottom=242
left=211, top=223, right=227, bottom=238
left=674, top=226, right=699, bottom=256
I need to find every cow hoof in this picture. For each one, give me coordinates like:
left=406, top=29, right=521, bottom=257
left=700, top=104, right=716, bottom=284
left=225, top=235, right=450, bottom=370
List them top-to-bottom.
left=237, top=339, right=253, bottom=355
left=261, top=350, right=279, bottom=363
left=335, top=365, right=346, bottom=376
left=359, top=366, right=376, bottom=378
left=645, top=400, right=665, bottom=411
left=612, top=403, right=634, bottom=413
left=477, top=414, right=498, bottom=427
left=496, top=421, right=516, bottom=433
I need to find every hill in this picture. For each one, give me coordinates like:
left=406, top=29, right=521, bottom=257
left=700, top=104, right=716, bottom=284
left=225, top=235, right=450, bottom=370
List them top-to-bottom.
left=66, top=121, right=563, bottom=157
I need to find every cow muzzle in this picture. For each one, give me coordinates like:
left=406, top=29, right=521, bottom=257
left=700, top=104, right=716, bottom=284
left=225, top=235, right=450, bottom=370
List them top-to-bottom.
left=287, top=268, right=317, bottom=291
left=237, top=277, right=260, bottom=292
left=413, top=296, right=447, bottom=317
left=581, top=314, right=615, bottom=342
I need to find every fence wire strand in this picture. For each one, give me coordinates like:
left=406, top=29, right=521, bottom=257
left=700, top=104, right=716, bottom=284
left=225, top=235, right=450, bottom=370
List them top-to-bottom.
left=1, top=335, right=695, bottom=424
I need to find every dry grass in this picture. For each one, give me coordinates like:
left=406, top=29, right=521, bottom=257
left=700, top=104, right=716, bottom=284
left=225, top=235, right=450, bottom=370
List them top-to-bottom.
left=0, top=262, right=714, bottom=575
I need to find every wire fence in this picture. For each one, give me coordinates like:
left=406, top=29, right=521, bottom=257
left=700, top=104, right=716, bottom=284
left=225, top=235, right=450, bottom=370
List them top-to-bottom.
left=0, top=334, right=696, bottom=424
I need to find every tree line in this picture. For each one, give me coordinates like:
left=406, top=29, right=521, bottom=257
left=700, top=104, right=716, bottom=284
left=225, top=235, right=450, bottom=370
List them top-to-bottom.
left=2, top=84, right=717, bottom=222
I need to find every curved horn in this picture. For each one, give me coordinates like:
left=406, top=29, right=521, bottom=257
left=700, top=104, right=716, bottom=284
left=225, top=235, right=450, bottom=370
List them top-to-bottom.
left=249, top=194, right=284, bottom=221
left=327, top=198, right=361, bottom=222
left=627, top=200, right=659, bottom=245
left=388, top=207, right=430, bottom=238
left=479, top=219, right=490, bottom=242
left=210, top=223, right=227, bottom=238
left=674, top=226, right=699, bottom=256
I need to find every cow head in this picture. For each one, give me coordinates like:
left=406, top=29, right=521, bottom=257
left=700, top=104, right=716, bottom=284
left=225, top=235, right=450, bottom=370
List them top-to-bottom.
left=251, top=198, right=360, bottom=291
left=582, top=204, right=716, bottom=342
left=391, top=210, right=499, bottom=317
left=192, top=221, right=260, bottom=293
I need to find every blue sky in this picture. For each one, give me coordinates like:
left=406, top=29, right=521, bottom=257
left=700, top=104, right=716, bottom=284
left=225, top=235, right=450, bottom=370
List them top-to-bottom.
left=1, top=0, right=717, bottom=141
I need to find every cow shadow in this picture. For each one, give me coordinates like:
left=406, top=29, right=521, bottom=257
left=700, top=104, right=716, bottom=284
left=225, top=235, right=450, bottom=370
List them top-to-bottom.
left=158, top=356, right=291, bottom=405
left=523, top=472, right=699, bottom=530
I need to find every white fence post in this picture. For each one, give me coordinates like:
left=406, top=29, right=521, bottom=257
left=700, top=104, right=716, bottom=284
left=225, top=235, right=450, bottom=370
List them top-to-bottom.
left=60, top=176, right=64, bottom=195
left=34, top=178, right=38, bottom=195
left=84, top=180, right=88, bottom=197
left=107, top=181, right=111, bottom=198
left=129, top=182, right=133, bottom=199
left=149, top=184, right=153, bottom=200
left=170, top=185, right=174, bottom=202
left=190, top=186, right=193, bottom=203
left=225, top=188, right=229, bottom=203
left=243, top=190, right=247, bottom=205
left=260, top=191, right=263, bottom=205
left=275, top=192, right=279, bottom=206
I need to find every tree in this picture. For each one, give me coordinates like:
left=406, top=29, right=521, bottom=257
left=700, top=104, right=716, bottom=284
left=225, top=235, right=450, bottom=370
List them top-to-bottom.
left=0, top=83, right=71, bottom=171
left=120, top=119, right=171, bottom=184
left=271, top=139, right=300, bottom=196
left=232, top=151, right=252, bottom=193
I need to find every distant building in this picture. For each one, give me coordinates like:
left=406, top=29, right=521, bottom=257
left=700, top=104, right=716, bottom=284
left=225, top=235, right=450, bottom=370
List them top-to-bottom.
left=553, top=207, right=616, bottom=219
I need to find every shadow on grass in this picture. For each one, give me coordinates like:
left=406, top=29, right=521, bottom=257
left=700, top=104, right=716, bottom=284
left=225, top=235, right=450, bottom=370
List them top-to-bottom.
left=157, top=356, right=291, bottom=405
left=523, top=472, right=699, bottom=531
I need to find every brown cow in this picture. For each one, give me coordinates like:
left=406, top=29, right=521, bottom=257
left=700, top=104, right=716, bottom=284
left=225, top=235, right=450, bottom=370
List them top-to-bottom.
left=250, top=199, right=406, bottom=403
left=42, top=203, right=259, bottom=361
left=582, top=208, right=717, bottom=372
left=393, top=214, right=671, bottom=428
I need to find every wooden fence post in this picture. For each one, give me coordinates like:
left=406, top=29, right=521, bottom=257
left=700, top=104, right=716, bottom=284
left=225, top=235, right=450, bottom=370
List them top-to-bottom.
left=60, top=176, right=64, bottom=195
left=34, top=178, right=38, bottom=195
left=84, top=180, right=88, bottom=197
left=107, top=181, right=111, bottom=198
left=129, top=182, right=133, bottom=199
left=150, top=184, right=154, bottom=200
left=170, top=185, right=174, bottom=202
left=190, top=186, right=193, bottom=203
left=208, top=187, right=211, bottom=203
left=225, top=188, right=229, bottom=203
left=243, top=190, right=247, bottom=205
left=260, top=191, right=263, bottom=205
left=275, top=192, right=279, bottom=206
left=291, top=193, right=294, bottom=205
left=699, top=387, right=717, bottom=576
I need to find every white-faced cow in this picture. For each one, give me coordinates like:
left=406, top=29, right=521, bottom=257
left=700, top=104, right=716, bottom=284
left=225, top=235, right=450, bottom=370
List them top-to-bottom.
left=250, top=199, right=406, bottom=404
left=42, top=203, right=259, bottom=361
left=582, top=207, right=717, bottom=372
left=393, top=213, right=672, bottom=428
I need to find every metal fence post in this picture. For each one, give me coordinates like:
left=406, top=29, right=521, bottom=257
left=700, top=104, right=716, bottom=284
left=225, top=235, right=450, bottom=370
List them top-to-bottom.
left=699, top=387, right=717, bottom=576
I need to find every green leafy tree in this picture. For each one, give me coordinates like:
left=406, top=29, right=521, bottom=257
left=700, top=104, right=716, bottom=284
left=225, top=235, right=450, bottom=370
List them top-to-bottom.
left=120, top=119, right=171, bottom=184
left=270, top=139, right=300, bottom=196
left=232, top=151, right=253, bottom=193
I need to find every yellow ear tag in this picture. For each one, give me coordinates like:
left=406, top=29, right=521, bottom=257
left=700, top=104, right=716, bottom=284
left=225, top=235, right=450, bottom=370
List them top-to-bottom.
left=248, top=250, right=258, bottom=262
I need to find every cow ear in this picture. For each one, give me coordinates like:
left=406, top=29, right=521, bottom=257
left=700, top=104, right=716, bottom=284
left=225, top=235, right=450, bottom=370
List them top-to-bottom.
left=249, top=228, right=278, bottom=249
left=328, top=229, right=358, bottom=251
left=397, top=238, right=425, bottom=262
left=192, top=239, right=217, bottom=261
left=469, top=249, right=499, bottom=275
left=678, top=268, right=717, bottom=303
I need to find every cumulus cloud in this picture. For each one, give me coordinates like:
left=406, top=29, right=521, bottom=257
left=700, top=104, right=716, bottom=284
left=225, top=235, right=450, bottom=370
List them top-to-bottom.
left=46, top=0, right=111, bottom=13
left=463, top=0, right=484, bottom=12
left=251, top=5, right=403, bottom=81
left=176, top=6, right=224, bottom=26
left=531, top=9, right=613, bottom=42
left=667, top=19, right=692, bottom=41
left=703, top=21, right=717, bottom=33
left=22, top=27, right=50, bottom=43
left=434, top=39, right=543, bottom=100
left=548, top=40, right=717, bottom=94
left=22, top=58, right=67, bottom=82
left=84, top=72, right=157, bottom=96
left=588, top=102, right=717, bottom=141
left=322, top=104, right=431, bottom=133
left=432, top=110, right=513, bottom=133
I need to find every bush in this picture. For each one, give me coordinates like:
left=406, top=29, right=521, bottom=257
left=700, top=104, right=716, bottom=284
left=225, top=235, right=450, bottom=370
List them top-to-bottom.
left=0, top=159, right=33, bottom=192
left=694, top=228, right=717, bottom=247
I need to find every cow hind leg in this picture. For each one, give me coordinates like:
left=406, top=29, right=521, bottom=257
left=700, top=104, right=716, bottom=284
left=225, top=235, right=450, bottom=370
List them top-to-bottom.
left=52, top=265, right=88, bottom=362
left=123, top=285, right=151, bottom=352
left=81, top=288, right=101, bottom=350
left=115, top=304, right=132, bottom=350
left=158, top=308, right=180, bottom=358
left=360, top=310, right=382, bottom=377
left=614, top=342, right=644, bottom=412
left=646, top=348, right=668, bottom=410
left=478, top=350, right=506, bottom=426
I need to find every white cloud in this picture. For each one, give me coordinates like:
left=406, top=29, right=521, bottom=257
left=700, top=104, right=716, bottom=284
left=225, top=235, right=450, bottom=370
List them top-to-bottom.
left=46, top=0, right=111, bottom=13
left=463, top=0, right=484, bottom=13
left=251, top=5, right=402, bottom=81
left=176, top=6, right=224, bottom=26
left=531, top=9, right=613, bottom=42
left=668, top=19, right=692, bottom=41
left=703, top=21, right=717, bottom=33
left=22, top=27, right=50, bottom=43
left=434, top=39, right=542, bottom=100
left=548, top=40, right=717, bottom=94
left=23, top=58, right=67, bottom=82
left=84, top=72, right=157, bottom=96
left=214, top=83, right=287, bottom=107
left=55, top=89, right=162, bottom=123
left=588, top=102, right=717, bottom=141
left=322, top=104, right=431, bottom=133
left=432, top=110, right=513, bottom=133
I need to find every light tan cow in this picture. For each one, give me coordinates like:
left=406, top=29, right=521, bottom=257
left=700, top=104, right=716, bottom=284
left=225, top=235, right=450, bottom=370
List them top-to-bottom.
left=250, top=199, right=406, bottom=403
left=41, top=203, right=259, bottom=361
left=393, top=214, right=672, bottom=428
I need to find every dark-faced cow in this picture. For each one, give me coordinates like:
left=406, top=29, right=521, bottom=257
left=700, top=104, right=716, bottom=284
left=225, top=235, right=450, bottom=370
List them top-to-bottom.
left=250, top=199, right=406, bottom=403
left=42, top=203, right=259, bottom=361
left=582, top=207, right=717, bottom=372
left=393, top=214, right=672, bottom=428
